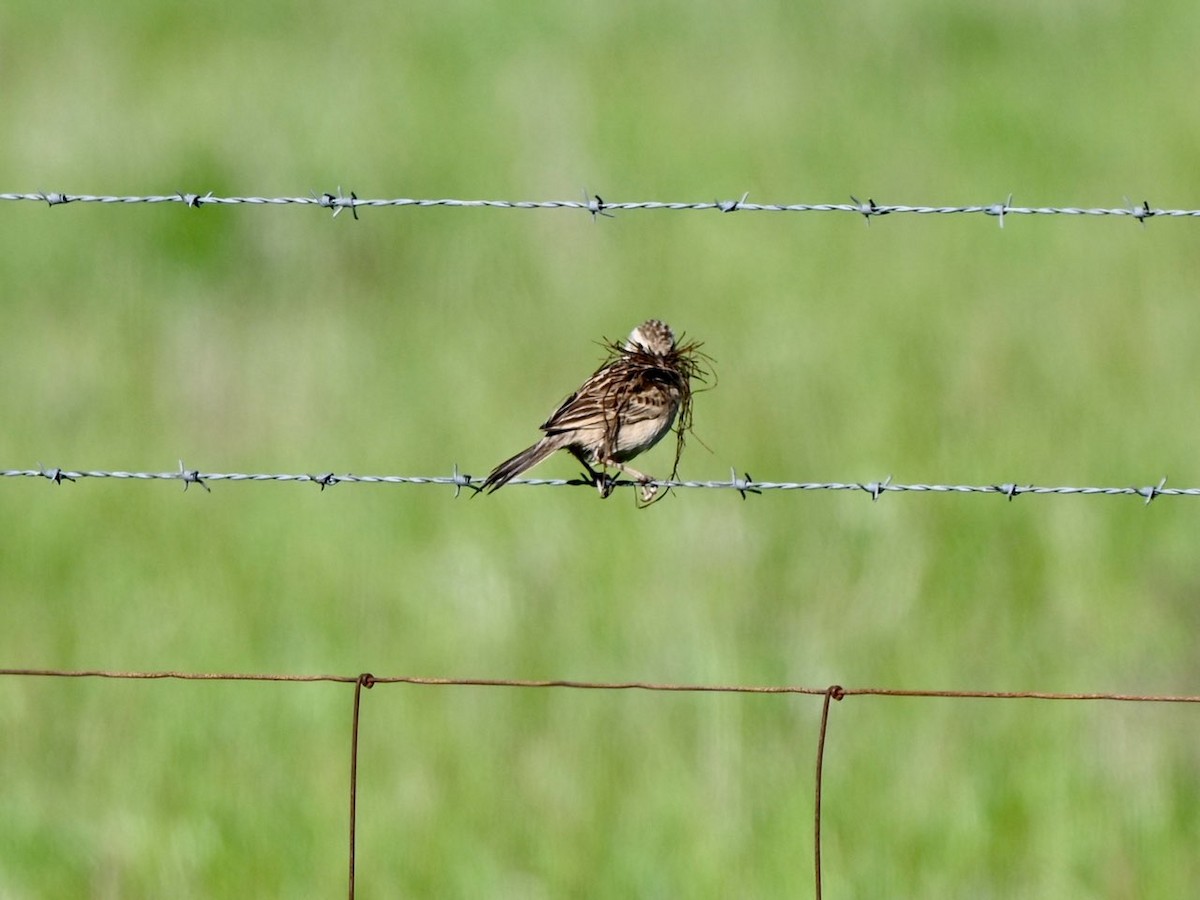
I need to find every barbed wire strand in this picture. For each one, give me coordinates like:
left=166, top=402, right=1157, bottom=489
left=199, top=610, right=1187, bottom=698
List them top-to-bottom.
left=0, top=191, right=1187, bottom=226
left=3, top=465, right=1191, bottom=504
left=5, top=667, right=1198, bottom=897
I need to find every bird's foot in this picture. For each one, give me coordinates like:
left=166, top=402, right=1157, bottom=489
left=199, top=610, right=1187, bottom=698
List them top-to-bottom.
left=632, top=475, right=672, bottom=507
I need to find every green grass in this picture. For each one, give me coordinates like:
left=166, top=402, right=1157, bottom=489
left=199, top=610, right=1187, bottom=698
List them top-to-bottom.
left=3, top=2, right=1200, bottom=896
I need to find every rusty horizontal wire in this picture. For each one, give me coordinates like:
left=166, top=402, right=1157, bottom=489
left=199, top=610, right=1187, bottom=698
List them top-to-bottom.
left=3, top=668, right=1198, bottom=702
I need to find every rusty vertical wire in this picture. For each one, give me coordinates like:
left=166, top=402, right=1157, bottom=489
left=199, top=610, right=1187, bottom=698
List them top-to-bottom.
left=348, top=673, right=375, bottom=900
left=813, top=685, right=844, bottom=900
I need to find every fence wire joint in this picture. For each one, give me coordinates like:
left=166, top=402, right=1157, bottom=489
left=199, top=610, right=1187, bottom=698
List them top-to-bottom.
left=320, top=187, right=359, bottom=219
left=179, top=191, right=211, bottom=208
left=41, top=192, right=70, bottom=207
left=585, top=192, right=613, bottom=220
left=718, top=192, right=750, bottom=213
left=986, top=193, right=1014, bottom=229
left=850, top=195, right=887, bottom=224
left=1129, top=198, right=1154, bottom=225
left=178, top=459, right=210, bottom=493
left=451, top=463, right=480, bottom=498
left=38, top=464, right=74, bottom=485
left=729, top=468, right=761, bottom=500
left=311, top=472, right=338, bottom=491
left=864, top=475, right=892, bottom=501
left=1139, top=476, right=1168, bottom=505
left=997, top=482, right=1021, bottom=501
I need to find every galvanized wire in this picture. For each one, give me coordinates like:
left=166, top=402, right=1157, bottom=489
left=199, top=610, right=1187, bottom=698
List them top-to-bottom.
left=0, top=190, right=1185, bottom=225
left=1, top=464, right=1188, bottom=504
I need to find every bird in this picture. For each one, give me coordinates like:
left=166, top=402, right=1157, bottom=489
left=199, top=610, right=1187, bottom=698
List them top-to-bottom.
left=481, top=319, right=710, bottom=504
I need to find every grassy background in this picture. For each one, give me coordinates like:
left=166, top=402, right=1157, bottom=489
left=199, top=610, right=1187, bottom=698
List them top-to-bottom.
left=3, top=2, right=1200, bottom=896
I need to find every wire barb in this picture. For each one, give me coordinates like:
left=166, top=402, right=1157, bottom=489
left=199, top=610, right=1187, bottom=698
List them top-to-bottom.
left=319, top=187, right=360, bottom=219
left=179, top=191, right=210, bottom=208
left=585, top=192, right=614, bottom=220
left=717, top=192, right=750, bottom=213
left=986, top=193, right=1014, bottom=228
left=850, top=195, right=889, bottom=224
left=178, top=459, right=210, bottom=493
left=38, top=463, right=74, bottom=485
left=450, top=463, right=480, bottom=498
left=729, top=468, right=761, bottom=500
left=311, top=472, right=338, bottom=491
left=864, top=475, right=892, bottom=501
left=1138, top=476, right=1168, bottom=505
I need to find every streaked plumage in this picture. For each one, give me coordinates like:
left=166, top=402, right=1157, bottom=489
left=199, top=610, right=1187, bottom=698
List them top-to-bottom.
left=482, top=320, right=709, bottom=503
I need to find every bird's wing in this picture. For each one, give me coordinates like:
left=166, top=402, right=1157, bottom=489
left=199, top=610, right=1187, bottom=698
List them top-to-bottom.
left=540, top=362, right=676, bottom=435
left=539, top=370, right=613, bottom=434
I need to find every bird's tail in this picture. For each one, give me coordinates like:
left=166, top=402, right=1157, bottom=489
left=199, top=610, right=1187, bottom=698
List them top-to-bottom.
left=481, top=436, right=563, bottom=493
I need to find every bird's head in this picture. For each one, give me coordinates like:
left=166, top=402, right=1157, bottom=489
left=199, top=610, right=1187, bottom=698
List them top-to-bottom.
left=624, top=319, right=676, bottom=356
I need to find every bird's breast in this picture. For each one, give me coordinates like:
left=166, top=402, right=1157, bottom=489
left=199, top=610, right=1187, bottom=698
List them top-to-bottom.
left=610, top=400, right=680, bottom=461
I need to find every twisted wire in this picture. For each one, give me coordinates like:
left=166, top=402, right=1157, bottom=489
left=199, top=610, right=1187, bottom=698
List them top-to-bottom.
left=0, top=190, right=1183, bottom=225
left=1, top=465, right=1188, bottom=504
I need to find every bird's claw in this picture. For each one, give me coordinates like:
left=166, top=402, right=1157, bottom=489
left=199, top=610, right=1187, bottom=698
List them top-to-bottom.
left=639, top=481, right=659, bottom=504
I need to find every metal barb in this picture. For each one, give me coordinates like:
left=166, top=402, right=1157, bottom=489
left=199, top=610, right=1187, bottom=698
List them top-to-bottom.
left=323, top=187, right=358, bottom=219
left=584, top=191, right=614, bottom=220
left=41, top=192, right=70, bottom=207
left=718, top=192, right=750, bottom=213
left=986, top=193, right=1014, bottom=229
left=850, top=195, right=887, bottom=224
left=178, top=459, right=210, bottom=493
left=450, top=463, right=479, bottom=498
left=38, top=464, right=74, bottom=485
left=730, top=468, right=761, bottom=500
left=311, top=472, right=338, bottom=491
left=865, top=475, right=892, bottom=501
left=1140, top=476, right=1168, bottom=505
left=997, top=482, right=1020, bottom=501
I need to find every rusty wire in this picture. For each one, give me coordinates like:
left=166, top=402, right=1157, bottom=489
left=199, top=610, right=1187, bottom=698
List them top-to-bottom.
left=4, top=667, right=1199, bottom=896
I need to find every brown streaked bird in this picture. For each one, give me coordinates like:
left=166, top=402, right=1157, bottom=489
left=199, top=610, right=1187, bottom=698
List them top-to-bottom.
left=481, top=319, right=710, bottom=505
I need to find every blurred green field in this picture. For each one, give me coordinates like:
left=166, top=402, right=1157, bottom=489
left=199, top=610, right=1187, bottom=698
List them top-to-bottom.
left=3, top=2, right=1200, bottom=897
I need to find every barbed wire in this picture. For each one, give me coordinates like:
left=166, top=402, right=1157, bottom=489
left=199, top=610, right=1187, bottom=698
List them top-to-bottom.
left=0, top=190, right=1186, bottom=226
left=2, top=463, right=1191, bottom=504
left=5, top=666, right=1197, bottom=897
